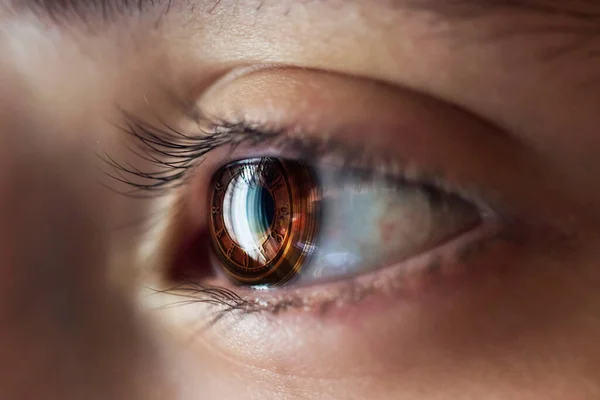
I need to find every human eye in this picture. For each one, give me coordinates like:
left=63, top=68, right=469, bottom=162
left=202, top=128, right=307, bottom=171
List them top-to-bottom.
left=111, top=65, right=529, bottom=324
left=207, top=155, right=483, bottom=290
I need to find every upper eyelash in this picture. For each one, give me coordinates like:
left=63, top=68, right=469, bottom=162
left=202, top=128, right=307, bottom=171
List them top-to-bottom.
left=101, top=110, right=492, bottom=222
left=99, top=111, right=393, bottom=198
left=99, top=112, right=277, bottom=197
left=100, top=112, right=482, bottom=220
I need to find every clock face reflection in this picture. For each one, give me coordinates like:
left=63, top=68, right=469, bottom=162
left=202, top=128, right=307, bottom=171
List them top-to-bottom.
left=209, top=158, right=320, bottom=287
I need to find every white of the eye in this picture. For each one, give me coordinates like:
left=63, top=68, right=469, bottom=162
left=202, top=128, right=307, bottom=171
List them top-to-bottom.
left=297, top=173, right=479, bottom=283
left=315, top=252, right=362, bottom=277
left=325, top=252, right=361, bottom=264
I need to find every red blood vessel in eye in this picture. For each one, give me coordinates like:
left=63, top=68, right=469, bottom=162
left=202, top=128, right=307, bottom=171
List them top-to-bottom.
left=209, top=158, right=320, bottom=287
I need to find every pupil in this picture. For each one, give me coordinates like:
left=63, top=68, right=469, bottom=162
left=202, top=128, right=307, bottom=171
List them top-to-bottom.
left=248, top=185, right=275, bottom=239
left=260, top=187, right=275, bottom=228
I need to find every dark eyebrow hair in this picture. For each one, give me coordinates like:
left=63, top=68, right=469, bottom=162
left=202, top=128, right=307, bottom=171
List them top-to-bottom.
left=22, top=0, right=600, bottom=24
left=24, top=0, right=171, bottom=23
left=405, top=0, right=600, bottom=18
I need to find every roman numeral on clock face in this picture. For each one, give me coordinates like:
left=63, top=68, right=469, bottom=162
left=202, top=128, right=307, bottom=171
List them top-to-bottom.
left=269, top=174, right=285, bottom=192
left=226, top=244, right=235, bottom=258
left=241, top=250, right=250, bottom=268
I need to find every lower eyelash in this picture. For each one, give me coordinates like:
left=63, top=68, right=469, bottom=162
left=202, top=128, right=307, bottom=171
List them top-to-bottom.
left=149, top=282, right=250, bottom=311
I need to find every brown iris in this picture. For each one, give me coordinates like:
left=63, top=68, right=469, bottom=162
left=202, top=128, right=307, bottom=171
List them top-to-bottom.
left=208, top=158, right=320, bottom=287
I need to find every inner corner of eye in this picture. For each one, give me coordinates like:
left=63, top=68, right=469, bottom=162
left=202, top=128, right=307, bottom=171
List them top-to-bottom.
left=175, top=156, right=485, bottom=290
left=166, top=227, right=215, bottom=284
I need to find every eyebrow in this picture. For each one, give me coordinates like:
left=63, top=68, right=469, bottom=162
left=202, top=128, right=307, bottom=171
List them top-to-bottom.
left=24, top=0, right=600, bottom=24
left=26, top=0, right=169, bottom=22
